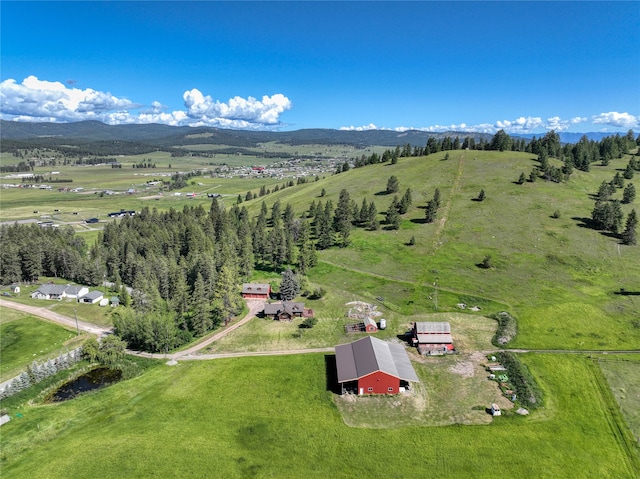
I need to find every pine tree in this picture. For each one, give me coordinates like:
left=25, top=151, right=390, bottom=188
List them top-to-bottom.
left=623, top=163, right=635, bottom=180
left=517, top=172, right=526, bottom=184
left=386, top=175, right=399, bottom=194
left=622, top=183, right=636, bottom=204
left=398, top=188, right=412, bottom=214
left=433, top=188, right=441, bottom=208
left=333, top=189, right=352, bottom=247
left=477, top=189, right=486, bottom=201
left=385, top=196, right=400, bottom=230
left=425, top=199, right=438, bottom=223
left=367, top=201, right=378, bottom=230
left=621, top=209, right=638, bottom=245
left=280, top=268, right=300, bottom=301
left=190, top=273, right=212, bottom=336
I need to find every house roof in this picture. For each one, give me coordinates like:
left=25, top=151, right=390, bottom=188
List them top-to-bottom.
left=242, top=283, right=271, bottom=294
left=36, top=284, right=68, bottom=295
left=65, top=285, right=87, bottom=295
left=83, top=291, right=104, bottom=300
left=263, top=301, right=305, bottom=316
left=414, top=321, right=451, bottom=333
left=415, top=334, right=453, bottom=343
left=335, top=336, right=419, bottom=384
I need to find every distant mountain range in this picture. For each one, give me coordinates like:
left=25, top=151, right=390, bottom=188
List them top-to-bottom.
left=0, top=119, right=615, bottom=147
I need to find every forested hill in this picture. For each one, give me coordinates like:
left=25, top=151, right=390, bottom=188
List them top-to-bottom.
left=0, top=120, right=492, bottom=147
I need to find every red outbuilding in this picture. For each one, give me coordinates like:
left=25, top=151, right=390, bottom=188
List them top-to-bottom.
left=241, top=283, right=271, bottom=300
left=335, top=336, right=419, bottom=395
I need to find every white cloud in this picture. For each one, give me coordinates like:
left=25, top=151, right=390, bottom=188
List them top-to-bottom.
left=0, top=75, right=292, bottom=129
left=0, top=76, right=135, bottom=122
left=182, top=89, right=291, bottom=126
left=591, top=111, right=638, bottom=129
left=339, top=114, right=628, bottom=135
left=339, top=123, right=379, bottom=131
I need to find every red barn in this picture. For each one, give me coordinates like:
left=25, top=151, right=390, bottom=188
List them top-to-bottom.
left=241, top=283, right=271, bottom=300
left=411, top=321, right=454, bottom=354
left=335, top=336, right=419, bottom=395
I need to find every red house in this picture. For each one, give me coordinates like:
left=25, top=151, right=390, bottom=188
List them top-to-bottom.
left=241, top=283, right=271, bottom=300
left=335, top=336, right=419, bottom=395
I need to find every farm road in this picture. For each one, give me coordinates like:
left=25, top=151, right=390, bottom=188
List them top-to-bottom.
left=0, top=299, right=110, bottom=337
left=3, top=299, right=638, bottom=361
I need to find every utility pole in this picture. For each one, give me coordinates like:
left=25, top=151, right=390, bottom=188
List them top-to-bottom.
left=434, top=277, right=439, bottom=310
left=74, top=301, right=80, bottom=335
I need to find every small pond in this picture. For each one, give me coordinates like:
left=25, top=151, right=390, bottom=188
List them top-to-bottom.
left=47, top=367, right=122, bottom=402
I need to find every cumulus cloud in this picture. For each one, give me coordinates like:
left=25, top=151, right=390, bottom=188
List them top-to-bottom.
left=0, top=75, right=292, bottom=129
left=0, top=76, right=135, bottom=122
left=182, top=89, right=291, bottom=126
left=592, top=111, right=638, bottom=129
left=339, top=115, right=617, bottom=135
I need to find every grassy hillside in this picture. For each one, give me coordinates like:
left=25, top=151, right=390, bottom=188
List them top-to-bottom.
left=239, top=150, right=639, bottom=350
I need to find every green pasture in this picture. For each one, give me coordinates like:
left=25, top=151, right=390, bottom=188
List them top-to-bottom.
left=240, top=150, right=640, bottom=350
left=0, top=307, right=80, bottom=381
left=1, top=353, right=637, bottom=478
left=599, top=357, right=640, bottom=442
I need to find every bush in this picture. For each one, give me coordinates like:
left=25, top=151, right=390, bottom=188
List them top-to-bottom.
left=308, top=287, right=326, bottom=300
left=492, top=311, right=517, bottom=346
left=300, top=317, right=318, bottom=329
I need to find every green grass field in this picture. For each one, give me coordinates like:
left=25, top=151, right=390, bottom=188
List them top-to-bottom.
left=0, top=308, right=80, bottom=381
left=1, top=353, right=637, bottom=478
left=599, top=357, right=640, bottom=442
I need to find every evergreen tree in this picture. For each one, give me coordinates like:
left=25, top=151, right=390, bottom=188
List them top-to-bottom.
left=624, top=163, right=635, bottom=180
left=517, top=172, right=526, bottom=184
left=612, top=172, right=625, bottom=188
left=386, top=175, right=399, bottom=194
left=623, top=183, right=636, bottom=204
left=433, top=187, right=441, bottom=208
left=398, top=188, right=412, bottom=214
left=333, top=189, right=352, bottom=247
left=477, top=189, right=486, bottom=201
left=385, top=196, right=401, bottom=230
left=425, top=199, right=438, bottom=223
left=316, top=201, right=334, bottom=249
left=367, top=201, right=378, bottom=230
left=621, top=209, right=638, bottom=245
left=211, top=262, right=242, bottom=327
left=280, top=268, right=300, bottom=301
left=190, top=273, right=212, bottom=336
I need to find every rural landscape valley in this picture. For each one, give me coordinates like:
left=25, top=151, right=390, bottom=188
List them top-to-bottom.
left=1, top=1, right=639, bottom=477
left=0, top=121, right=639, bottom=478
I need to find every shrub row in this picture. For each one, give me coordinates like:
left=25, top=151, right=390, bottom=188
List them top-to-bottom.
left=497, top=351, right=543, bottom=409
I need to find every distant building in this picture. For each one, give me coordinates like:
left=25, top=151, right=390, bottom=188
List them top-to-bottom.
left=241, top=283, right=271, bottom=300
left=80, top=291, right=104, bottom=304
left=263, top=301, right=313, bottom=321
left=411, top=321, right=454, bottom=354
left=335, top=336, right=419, bottom=395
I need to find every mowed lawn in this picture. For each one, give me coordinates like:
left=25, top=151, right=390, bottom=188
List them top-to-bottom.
left=0, top=307, right=79, bottom=381
left=1, top=354, right=637, bottom=478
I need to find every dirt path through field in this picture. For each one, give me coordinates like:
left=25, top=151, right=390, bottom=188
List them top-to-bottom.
left=0, top=299, right=110, bottom=336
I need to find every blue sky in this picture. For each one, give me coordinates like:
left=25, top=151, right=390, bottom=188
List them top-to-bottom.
left=1, top=1, right=638, bottom=133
